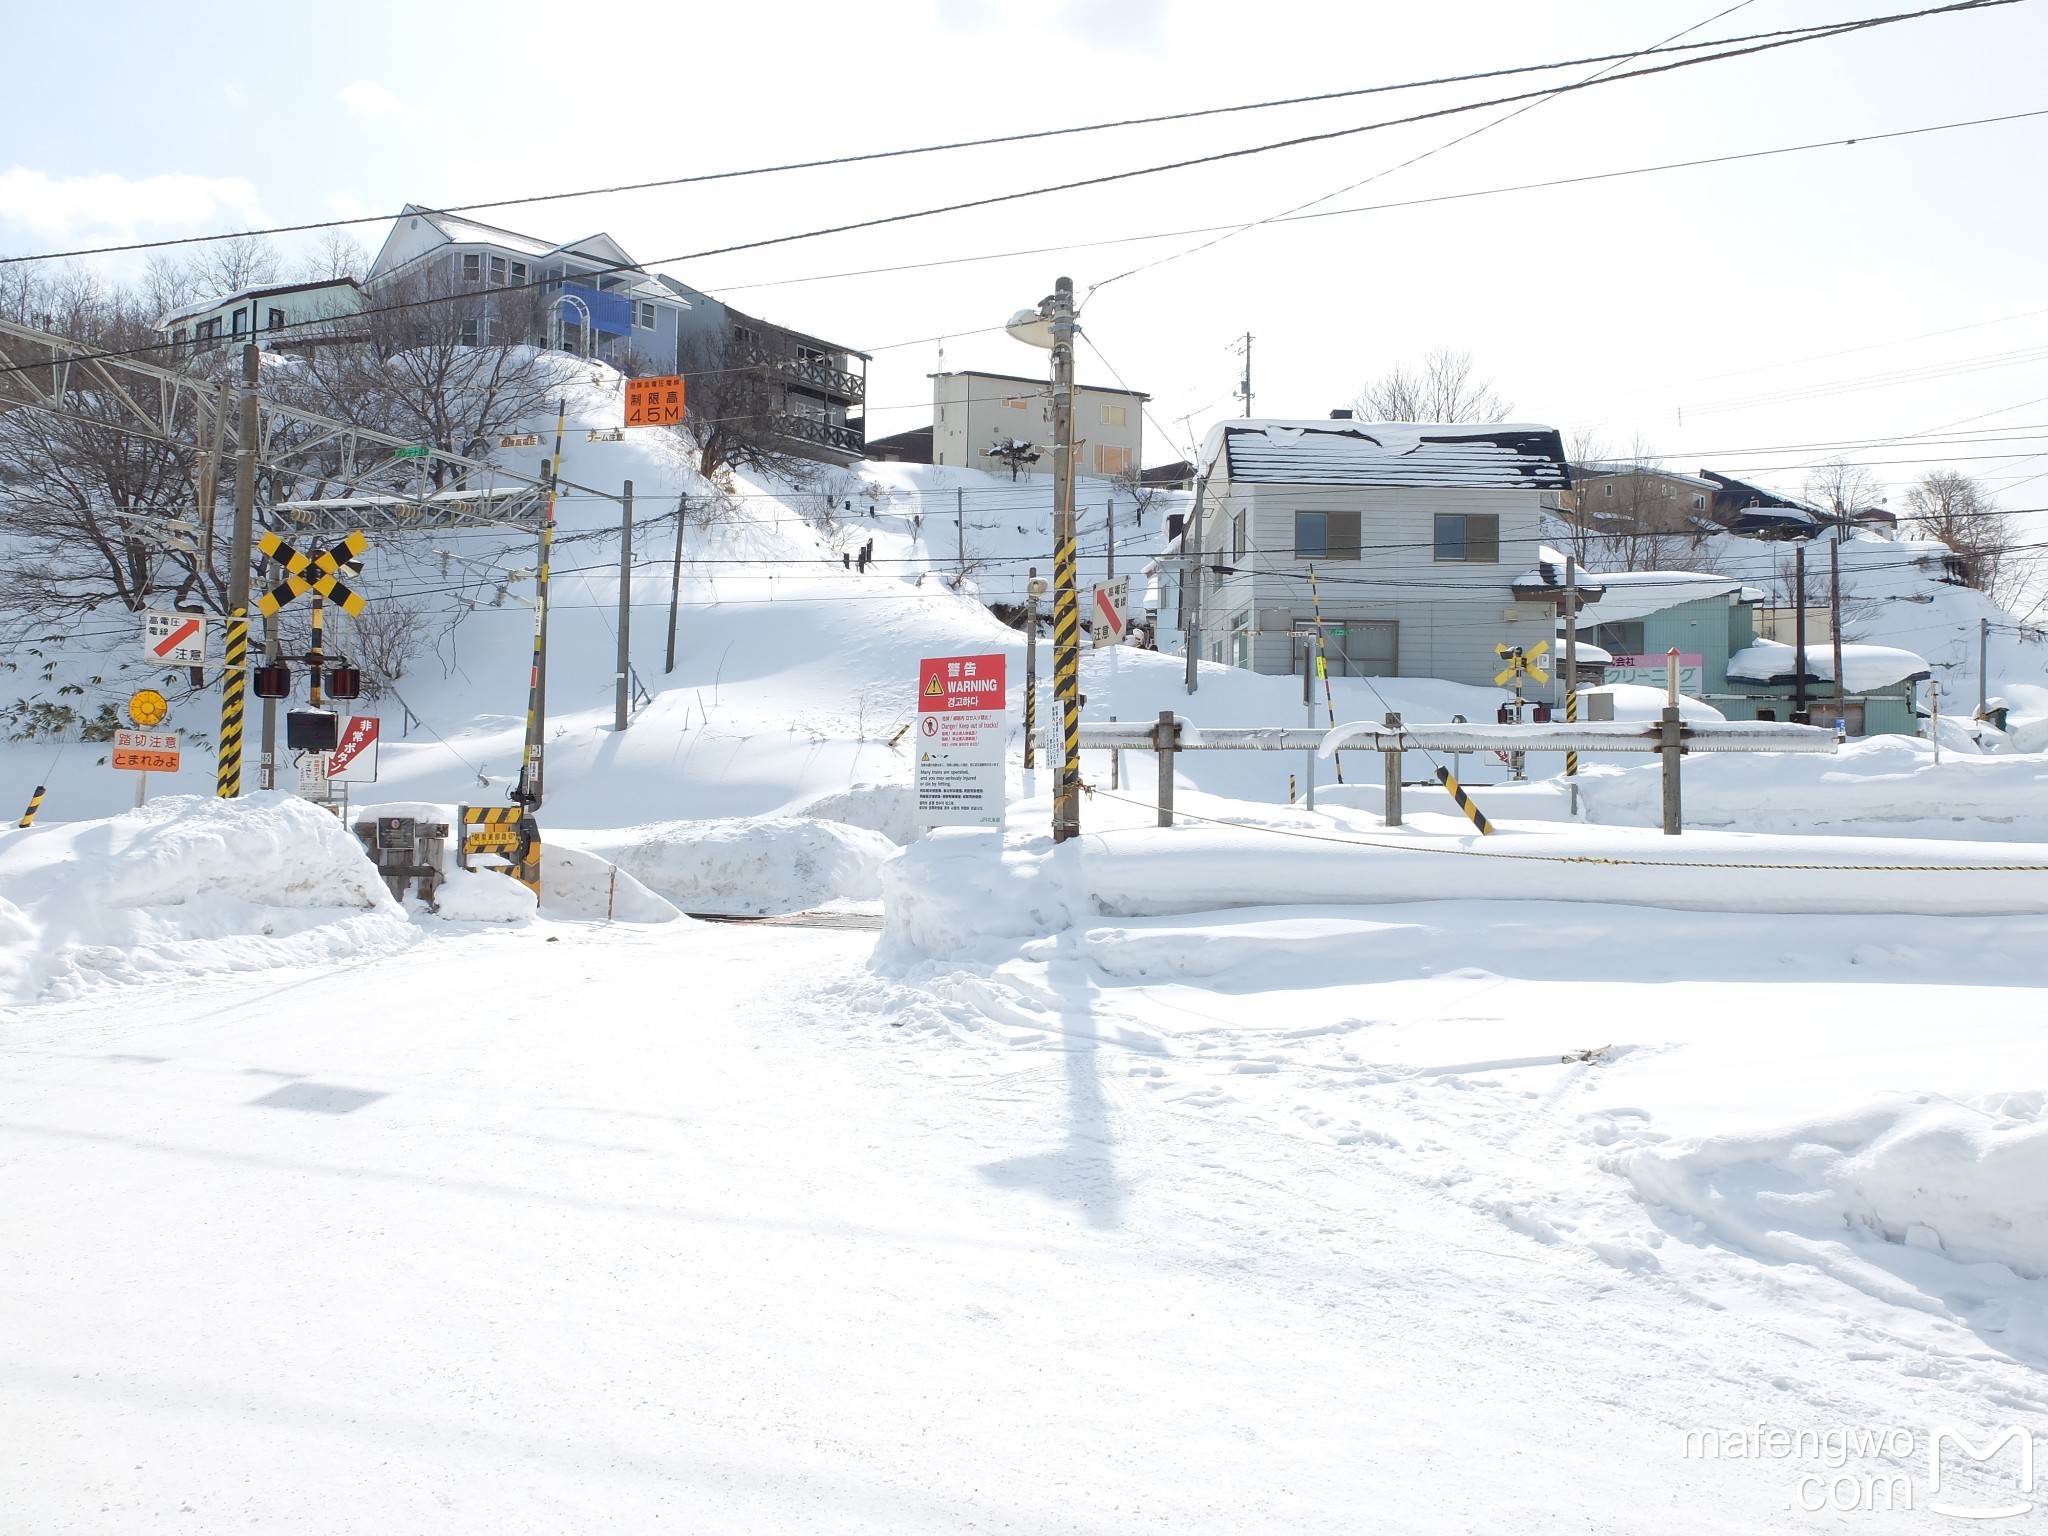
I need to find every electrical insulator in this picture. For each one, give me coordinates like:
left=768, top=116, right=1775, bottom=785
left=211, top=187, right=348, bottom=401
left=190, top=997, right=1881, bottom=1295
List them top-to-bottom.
left=253, top=663, right=292, bottom=699
left=326, top=666, right=362, bottom=701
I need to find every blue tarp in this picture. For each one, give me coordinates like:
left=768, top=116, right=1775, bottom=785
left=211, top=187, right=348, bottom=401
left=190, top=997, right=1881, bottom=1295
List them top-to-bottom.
left=561, top=283, right=635, bottom=337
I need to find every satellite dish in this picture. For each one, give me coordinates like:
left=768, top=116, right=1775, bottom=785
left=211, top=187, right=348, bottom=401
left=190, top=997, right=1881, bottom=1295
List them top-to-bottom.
left=1005, top=307, right=1054, bottom=349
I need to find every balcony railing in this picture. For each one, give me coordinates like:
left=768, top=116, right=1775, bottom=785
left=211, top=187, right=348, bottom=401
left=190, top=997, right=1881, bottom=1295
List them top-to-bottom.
left=739, top=343, right=864, bottom=402
left=769, top=412, right=864, bottom=455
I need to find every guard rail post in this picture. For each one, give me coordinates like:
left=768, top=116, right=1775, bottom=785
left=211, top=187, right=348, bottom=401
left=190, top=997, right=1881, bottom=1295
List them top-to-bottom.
left=1659, top=706, right=1685, bottom=835
left=1154, top=710, right=1178, bottom=827
left=1382, top=711, right=1403, bottom=827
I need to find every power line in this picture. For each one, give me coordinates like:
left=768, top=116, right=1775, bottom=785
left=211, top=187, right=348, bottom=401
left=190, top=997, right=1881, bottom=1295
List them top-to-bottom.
left=0, top=13, right=1958, bottom=270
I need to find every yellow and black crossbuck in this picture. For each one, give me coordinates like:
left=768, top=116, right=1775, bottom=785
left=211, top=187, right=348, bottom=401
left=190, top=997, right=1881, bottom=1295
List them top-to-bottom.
left=256, top=530, right=368, bottom=617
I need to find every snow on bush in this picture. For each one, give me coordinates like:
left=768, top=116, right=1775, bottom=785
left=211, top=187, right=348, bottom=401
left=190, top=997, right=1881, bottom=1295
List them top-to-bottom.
left=0, top=792, right=412, bottom=1002
left=573, top=816, right=898, bottom=916
left=1628, top=1092, right=2048, bottom=1292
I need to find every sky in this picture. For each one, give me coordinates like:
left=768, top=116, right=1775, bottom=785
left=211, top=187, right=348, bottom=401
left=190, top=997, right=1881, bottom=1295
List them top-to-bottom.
left=3, top=0, right=2046, bottom=510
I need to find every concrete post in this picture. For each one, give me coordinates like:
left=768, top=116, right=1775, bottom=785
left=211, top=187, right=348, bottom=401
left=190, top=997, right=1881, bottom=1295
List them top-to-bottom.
left=1659, top=705, right=1684, bottom=835
left=1154, top=710, right=1178, bottom=827
left=1383, top=710, right=1403, bottom=827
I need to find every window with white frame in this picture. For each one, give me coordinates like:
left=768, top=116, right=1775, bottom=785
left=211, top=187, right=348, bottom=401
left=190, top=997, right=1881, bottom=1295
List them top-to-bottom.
left=462, top=253, right=482, bottom=283
left=489, top=255, right=507, bottom=285
left=509, top=260, right=528, bottom=284
left=637, top=301, right=656, bottom=330
left=1100, top=403, right=1126, bottom=426
left=1094, top=443, right=1130, bottom=476
left=1294, top=509, right=1361, bottom=561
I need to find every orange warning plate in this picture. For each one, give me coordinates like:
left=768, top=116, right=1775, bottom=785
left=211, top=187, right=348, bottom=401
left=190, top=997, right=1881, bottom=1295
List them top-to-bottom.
left=624, top=375, right=686, bottom=427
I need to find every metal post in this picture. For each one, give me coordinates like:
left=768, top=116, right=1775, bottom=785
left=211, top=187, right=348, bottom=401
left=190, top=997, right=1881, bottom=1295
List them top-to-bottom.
left=1050, top=277, right=1082, bottom=843
left=216, top=341, right=258, bottom=799
left=517, top=402, right=565, bottom=808
left=1183, top=470, right=1208, bottom=694
left=616, top=478, right=633, bottom=731
left=955, top=486, right=965, bottom=586
left=666, top=495, right=685, bottom=675
left=1105, top=495, right=1114, bottom=581
left=1793, top=542, right=1808, bottom=722
left=1564, top=556, right=1580, bottom=812
left=1305, top=562, right=1344, bottom=784
left=1024, top=568, right=1040, bottom=774
left=260, top=573, right=281, bottom=790
left=310, top=594, right=325, bottom=708
left=1978, top=615, right=1990, bottom=719
left=1302, top=634, right=1316, bottom=811
left=1661, top=646, right=1682, bottom=835
left=1931, top=677, right=1942, bottom=765
left=1154, top=710, right=1177, bottom=827
left=1383, top=711, right=1402, bottom=827
left=1110, top=715, right=1120, bottom=790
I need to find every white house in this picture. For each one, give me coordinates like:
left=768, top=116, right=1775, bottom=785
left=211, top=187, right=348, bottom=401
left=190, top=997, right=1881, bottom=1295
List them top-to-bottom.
left=367, top=206, right=689, bottom=371
left=159, top=278, right=362, bottom=353
left=929, top=370, right=1146, bottom=480
left=1185, top=418, right=1573, bottom=687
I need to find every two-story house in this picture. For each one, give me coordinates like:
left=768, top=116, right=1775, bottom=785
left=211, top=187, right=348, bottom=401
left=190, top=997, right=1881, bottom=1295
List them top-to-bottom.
left=928, top=370, right=1147, bottom=480
left=1187, top=418, right=1572, bottom=687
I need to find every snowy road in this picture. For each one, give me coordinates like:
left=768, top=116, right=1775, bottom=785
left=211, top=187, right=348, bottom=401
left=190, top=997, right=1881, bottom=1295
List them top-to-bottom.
left=4, top=914, right=2043, bottom=1532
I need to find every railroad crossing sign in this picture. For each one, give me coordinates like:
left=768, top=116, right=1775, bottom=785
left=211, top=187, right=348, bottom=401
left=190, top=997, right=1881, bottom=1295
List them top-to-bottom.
left=257, top=530, right=368, bottom=617
left=143, top=610, right=206, bottom=665
left=1494, top=641, right=1550, bottom=688
left=127, top=689, right=169, bottom=727
left=112, top=728, right=181, bottom=772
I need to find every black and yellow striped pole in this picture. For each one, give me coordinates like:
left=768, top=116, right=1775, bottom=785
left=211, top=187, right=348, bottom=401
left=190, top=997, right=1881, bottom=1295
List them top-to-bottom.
left=1048, top=278, right=1082, bottom=843
left=516, top=402, right=566, bottom=809
left=1563, top=555, right=1581, bottom=794
left=1305, top=562, right=1345, bottom=784
left=216, top=611, right=248, bottom=797
left=1435, top=765, right=1494, bottom=834
left=17, top=785, right=46, bottom=827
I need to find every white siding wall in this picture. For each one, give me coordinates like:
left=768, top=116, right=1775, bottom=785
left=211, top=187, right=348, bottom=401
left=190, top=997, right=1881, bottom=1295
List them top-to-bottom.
left=931, top=373, right=1143, bottom=478
left=1201, top=478, right=1551, bottom=687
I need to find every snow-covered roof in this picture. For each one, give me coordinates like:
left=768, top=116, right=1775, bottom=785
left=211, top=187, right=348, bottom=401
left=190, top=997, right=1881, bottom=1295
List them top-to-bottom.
left=157, top=277, right=362, bottom=329
left=1205, top=420, right=1569, bottom=489
left=1572, top=461, right=1717, bottom=491
left=1581, top=571, right=1746, bottom=625
left=1558, top=638, right=1614, bottom=664
left=1726, top=638, right=1931, bottom=692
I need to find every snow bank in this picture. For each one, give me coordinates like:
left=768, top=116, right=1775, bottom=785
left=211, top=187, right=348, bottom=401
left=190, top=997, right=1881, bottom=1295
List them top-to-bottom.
left=1578, top=735, right=2048, bottom=836
left=792, top=782, right=920, bottom=846
left=0, top=792, right=413, bottom=1002
left=572, top=816, right=898, bottom=916
left=539, top=843, right=682, bottom=923
left=1629, top=1092, right=2048, bottom=1288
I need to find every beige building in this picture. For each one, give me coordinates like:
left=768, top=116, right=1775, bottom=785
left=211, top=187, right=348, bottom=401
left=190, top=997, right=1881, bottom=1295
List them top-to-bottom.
left=929, top=370, right=1146, bottom=479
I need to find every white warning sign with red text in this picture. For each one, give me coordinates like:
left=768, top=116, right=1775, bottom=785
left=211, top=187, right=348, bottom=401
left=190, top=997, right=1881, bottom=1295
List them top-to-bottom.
left=143, top=610, right=206, bottom=665
left=915, top=653, right=1007, bottom=829
left=327, top=716, right=381, bottom=783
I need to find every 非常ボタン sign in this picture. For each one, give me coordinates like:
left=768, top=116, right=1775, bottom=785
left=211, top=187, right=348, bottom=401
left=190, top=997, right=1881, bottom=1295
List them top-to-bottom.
left=624, top=375, right=686, bottom=427
left=144, top=611, right=206, bottom=665
left=916, top=652, right=1007, bottom=829
left=328, top=716, right=381, bottom=783
left=112, top=728, right=180, bottom=772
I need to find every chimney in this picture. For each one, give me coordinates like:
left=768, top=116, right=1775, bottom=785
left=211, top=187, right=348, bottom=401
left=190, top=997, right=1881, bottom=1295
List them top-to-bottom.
left=1329, top=409, right=1354, bottom=420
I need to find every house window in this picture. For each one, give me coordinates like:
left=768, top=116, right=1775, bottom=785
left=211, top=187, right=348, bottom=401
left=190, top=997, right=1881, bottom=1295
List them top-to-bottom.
left=462, top=253, right=482, bottom=283
left=489, top=256, right=507, bottom=285
left=510, top=261, right=528, bottom=284
left=637, top=301, right=656, bottom=330
left=231, top=308, right=247, bottom=336
left=266, top=308, right=285, bottom=331
left=460, top=318, right=480, bottom=347
left=171, top=327, right=188, bottom=347
left=1100, top=404, right=1126, bottom=427
left=1094, top=443, right=1130, bottom=476
left=1603, top=483, right=1613, bottom=498
left=1693, top=494, right=1706, bottom=510
left=1294, top=509, right=1360, bottom=561
left=1231, top=510, right=1246, bottom=563
left=1433, top=512, right=1499, bottom=563
left=1294, top=619, right=1398, bottom=678
left=1590, top=620, right=1645, bottom=655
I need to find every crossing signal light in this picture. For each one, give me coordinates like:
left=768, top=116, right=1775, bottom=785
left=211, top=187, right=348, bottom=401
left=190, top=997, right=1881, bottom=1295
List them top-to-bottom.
left=253, top=663, right=292, bottom=699
left=326, top=666, right=362, bottom=701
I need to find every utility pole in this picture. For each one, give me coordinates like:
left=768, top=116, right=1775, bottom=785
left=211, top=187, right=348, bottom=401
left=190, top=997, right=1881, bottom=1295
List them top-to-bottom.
left=1050, top=277, right=1081, bottom=843
left=1234, top=332, right=1253, bottom=416
left=215, top=341, right=258, bottom=798
left=517, top=402, right=565, bottom=808
left=1183, top=468, right=1208, bottom=694
left=615, top=478, right=633, bottom=732
left=956, top=486, right=965, bottom=586
left=666, top=495, right=685, bottom=674
left=1105, top=495, right=1115, bottom=581
left=1830, top=536, right=1846, bottom=733
left=1793, top=542, right=1809, bottom=723
left=1564, top=556, right=1580, bottom=814
left=1978, top=615, right=1990, bottom=719
left=1301, top=632, right=1316, bottom=811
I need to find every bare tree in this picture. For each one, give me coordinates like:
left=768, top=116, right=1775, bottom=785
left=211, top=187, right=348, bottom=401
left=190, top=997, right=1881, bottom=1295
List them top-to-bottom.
left=296, top=229, right=369, bottom=284
left=187, top=234, right=282, bottom=299
left=675, top=330, right=803, bottom=486
left=1356, top=346, right=1510, bottom=423
left=1563, top=436, right=1716, bottom=574
left=1802, top=458, right=1886, bottom=521
left=1903, top=468, right=2031, bottom=606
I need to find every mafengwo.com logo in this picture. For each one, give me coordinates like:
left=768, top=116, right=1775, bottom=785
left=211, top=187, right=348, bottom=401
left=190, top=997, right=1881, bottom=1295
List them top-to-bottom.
left=1680, top=1422, right=2034, bottom=1517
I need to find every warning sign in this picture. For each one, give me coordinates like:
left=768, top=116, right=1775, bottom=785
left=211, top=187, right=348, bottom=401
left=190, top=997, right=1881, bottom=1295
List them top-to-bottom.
left=624, top=374, right=686, bottom=427
left=1091, top=578, right=1128, bottom=648
left=144, top=611, right=207, bottom=665
left=915, top=652, right=1007, bottom=829
left=328, top=716, right=380, bottom=783
left=112, top=728, right=181, bottom=773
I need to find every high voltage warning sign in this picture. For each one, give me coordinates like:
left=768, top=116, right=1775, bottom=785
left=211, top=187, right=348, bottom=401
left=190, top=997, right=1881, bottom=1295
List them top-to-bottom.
left=257, top=530, right=368, bottom=617
left=143, top=611, right=206, bottom=664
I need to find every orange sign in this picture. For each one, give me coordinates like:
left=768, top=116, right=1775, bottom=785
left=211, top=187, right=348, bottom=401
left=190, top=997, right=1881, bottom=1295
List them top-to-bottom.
left=624, top=374, right=686, bottom=427
left=112, top=728, right=181, bottom=773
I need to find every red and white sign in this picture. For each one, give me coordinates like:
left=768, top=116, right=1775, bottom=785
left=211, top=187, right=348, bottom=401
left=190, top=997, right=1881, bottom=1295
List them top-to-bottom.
left=1091, top=578, right=1128, bottom=648
left=143, top=610, right=206, bottom=665
left=915, top=653, right=1007, bottom=828
left=328, top=716, right=381, bottom=783
left=112, top=728, right=181, bottom=773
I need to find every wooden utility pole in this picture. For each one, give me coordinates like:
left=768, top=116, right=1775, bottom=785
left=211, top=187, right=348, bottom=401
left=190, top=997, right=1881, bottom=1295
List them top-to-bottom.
left=516, top=402, right=565, bottom=807
left=1183, top=468, right=1208, bottom=694
left=615, top=479, right=633, bottom=732
left=956, top=486, right=965, bottom=586
left=666, top=495, right=685, bottom=674
left=1830, top=536, right=1846, bottom=733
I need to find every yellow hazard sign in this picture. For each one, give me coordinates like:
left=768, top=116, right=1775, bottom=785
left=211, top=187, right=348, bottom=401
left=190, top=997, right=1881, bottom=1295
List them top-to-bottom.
left=127, top=689, right=169, bottom=727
